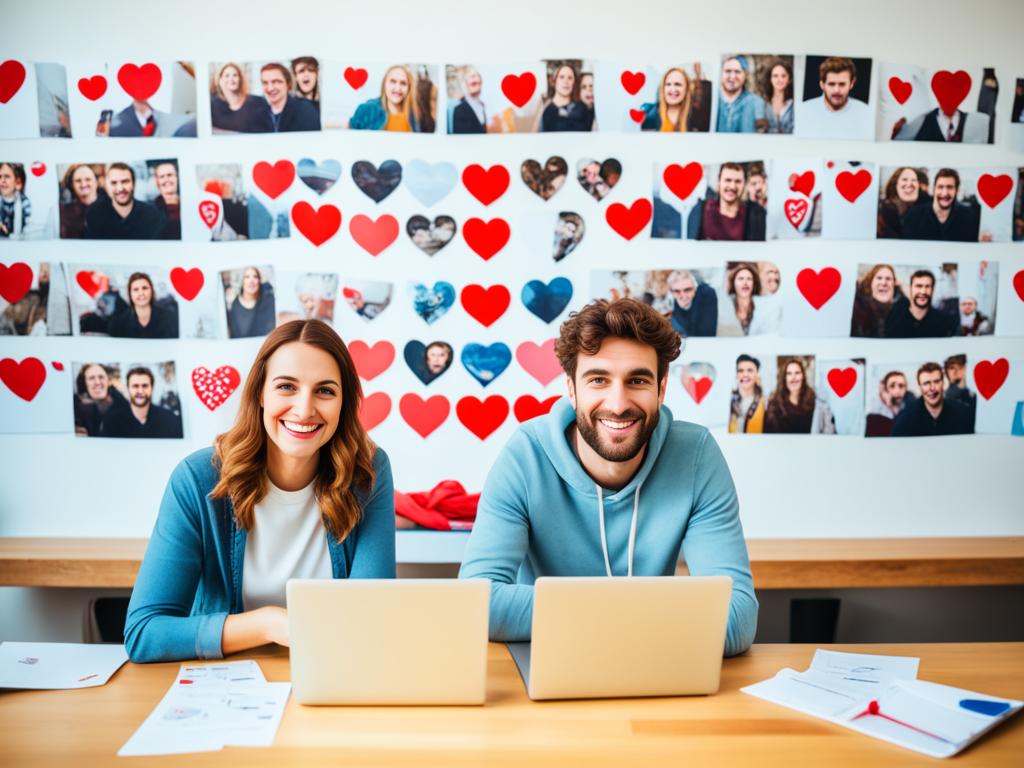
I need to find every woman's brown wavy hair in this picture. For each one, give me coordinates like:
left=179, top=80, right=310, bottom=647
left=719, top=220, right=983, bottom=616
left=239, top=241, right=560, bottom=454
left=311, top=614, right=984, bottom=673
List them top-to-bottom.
left=210, top=319, right=376, bottom=542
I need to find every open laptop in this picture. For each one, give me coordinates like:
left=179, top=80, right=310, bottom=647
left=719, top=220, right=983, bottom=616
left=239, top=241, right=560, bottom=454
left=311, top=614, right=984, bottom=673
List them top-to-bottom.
left=507, top=575, right=732, bottom=700
left=287, top=578, right=490, bottom=705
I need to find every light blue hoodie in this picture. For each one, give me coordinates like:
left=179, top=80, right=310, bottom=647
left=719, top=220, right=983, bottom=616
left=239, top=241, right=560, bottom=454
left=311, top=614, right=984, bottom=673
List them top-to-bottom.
left=459, top=397, right=758, bottom=656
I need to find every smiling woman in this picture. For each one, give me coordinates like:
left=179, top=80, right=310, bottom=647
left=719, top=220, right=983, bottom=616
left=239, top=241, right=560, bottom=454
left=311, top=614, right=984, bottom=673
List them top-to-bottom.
left=124, top=319, right=396, bottom=663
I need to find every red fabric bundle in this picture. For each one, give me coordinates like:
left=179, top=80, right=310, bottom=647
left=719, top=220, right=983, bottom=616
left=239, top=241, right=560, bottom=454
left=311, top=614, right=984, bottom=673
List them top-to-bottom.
left=394, top=481, right=479, bottom=531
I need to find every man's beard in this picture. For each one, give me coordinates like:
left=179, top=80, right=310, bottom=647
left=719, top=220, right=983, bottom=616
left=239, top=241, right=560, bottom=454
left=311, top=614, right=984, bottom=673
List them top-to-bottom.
left=575, top=407, right=658, bottom=463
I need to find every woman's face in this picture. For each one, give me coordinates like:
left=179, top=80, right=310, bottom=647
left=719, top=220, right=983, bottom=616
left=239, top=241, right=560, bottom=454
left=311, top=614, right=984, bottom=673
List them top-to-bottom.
left=294, top=63, right=317, bottom=95
left=770, top=64, right=790, bottom=95
left=219, top=66, right=241, bottom=95
left=554, top=66, right=575, bottom=98
left=384, top=67, right=410, bottom=106
left=663, top=69, right=687, bottom=107
left=580, top=74, right=594, bottom=107
left=72, top=166, right=98, bottom=203
left=896, top=169, right=919, bottom=203
left=870, top=267, right=895, bottom=303
left=242, top=268, right=261, bottom=297
left=733, top=268, right=755, bottom=298
left=129, top=279, right=152, bottom=309
left=298, top=291, right=317, bottom=318
left=261, top=342, right=343, bottom=465
left=426, top=346, right=450, bottom=374
left=785, top=362, right=804, bottom=394
left=83, top=365, right=109, bottom=400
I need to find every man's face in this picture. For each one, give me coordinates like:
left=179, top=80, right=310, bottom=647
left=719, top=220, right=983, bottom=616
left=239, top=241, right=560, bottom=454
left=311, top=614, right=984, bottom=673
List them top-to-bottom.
left=721, top=59, right=745, bottom=95
left=261, top=69, right=288, bottom=106
left=464, top=69, right=482, bottom=97
left=821, top=71, right=854, bottom=110
left=155, top=164, right=177, bottom=196
left=0, top=165, right=16, bottom=197
left=106, top=168, right=134, bottom=206
left=719, top=168, right=745, bottom=204
left=746, top=173, right=766, bottom=201
left=933, top=177, right=958, bottom=210
left=910, top=276, right=934, bottom=309
left=669, top=277, right=696, bottom=310
left=960, top=298, right=977, bottom=315
left=569, top=337, right=664, bottom=463
left=736, top=361, right=757, bottom=392
left=945, top=363, right=965, bottom=386
left=84, top=365, right=109, bottom=400
left=918, top=370, right=944, bottom=408
left=127, top=374, right=153, bottom=409
left=884, top=375, right=907, bottom=407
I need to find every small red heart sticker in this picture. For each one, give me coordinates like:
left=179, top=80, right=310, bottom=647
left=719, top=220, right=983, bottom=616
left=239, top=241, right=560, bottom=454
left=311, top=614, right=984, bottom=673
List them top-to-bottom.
left=0, top=60, right=26, bottom=104
left=117, top=62, right=162, bottom=101
left=343, top=66, right=368, bottom=90
left=620, top=70, right=646, bottom=95
left=930, top=70, right=971, bottom=117
left=501, top=72, right=537, bottom=108
left=77, top=74, right=107, bottom=101
left=888, top=76, right=912, bottom=104
left=628, top=108, right=646, bottom=123
left=252, top=160, right=295, bottom=199
left=30, top=162, right=46, bottom=177
left=662, top=162, right=703, bottom=201
left=462, top=164, right=510, bottom=205
left=835, top=170, right=872, bottom=203
left=789, top=171, right=815, bottom=197
left=976, top=174, right=1013, bottom=209
left=605, top=198, right=652, bottom=240
left=784, top=198, right=809, bottom=228
left=198, top=200, right=220, bottom=229
left=292, top=202, right=342, bottom=246
left=350, top=214, right=399, bottom=256
left=463, top=218, right=511, bottom=260
left=0, top=262, right=33, bottom=304
left=170, top=267, right=204, bottom=301
left=796, top=267, right=841, bottom=310
left=461, top=284, right=511, bottom=327
left=348, top=341, right=396, bottom=381
left=0, top=357, right=46, bottom=402
left=973, top=359, right=1009, bottom=400
left=52, top=362, right=64, bottom=371
left=191, top=366, right=241, bottom=411
left=827, top=368, right=857, bottom=398
left=684, top=376, right=713, bottom=405
left=359, top=392, right=391, bottom=431
left=399, top=394, right=450, bottom=438
left=514, top=395, right=560, bottom=422
left=456, top=396, right=509, bottom=440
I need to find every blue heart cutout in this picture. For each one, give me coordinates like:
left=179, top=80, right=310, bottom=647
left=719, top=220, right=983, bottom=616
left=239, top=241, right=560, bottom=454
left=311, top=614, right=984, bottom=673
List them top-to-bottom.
left=297, top=158, right=342, bottom=195
left=404, top=159, right=458, bottom=207
left=522, top=277, right=573, bottom=323
left=408, top=281, right=456, bottom=325
left=404, top=340, right=455, bottom=385
left=461, top=343, right=512, bottom=387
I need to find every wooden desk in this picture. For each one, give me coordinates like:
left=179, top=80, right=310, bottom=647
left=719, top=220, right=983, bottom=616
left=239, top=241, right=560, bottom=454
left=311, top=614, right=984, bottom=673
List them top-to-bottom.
left=2, top=536, right=1023, bottom=590
left=1, top=643, right=1021, bottom=767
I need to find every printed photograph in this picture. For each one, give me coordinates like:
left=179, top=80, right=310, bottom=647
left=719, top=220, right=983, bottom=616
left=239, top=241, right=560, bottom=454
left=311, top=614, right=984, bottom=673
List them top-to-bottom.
left=72, top=360, right=183, bottom=438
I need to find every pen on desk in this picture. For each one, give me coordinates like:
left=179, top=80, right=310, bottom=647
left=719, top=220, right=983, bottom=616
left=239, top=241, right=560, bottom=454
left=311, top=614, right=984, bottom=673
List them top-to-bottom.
left=850, top=700, right=955, bottom=745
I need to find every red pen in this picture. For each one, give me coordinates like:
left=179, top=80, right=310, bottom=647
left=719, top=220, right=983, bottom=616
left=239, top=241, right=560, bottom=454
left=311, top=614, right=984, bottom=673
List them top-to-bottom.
left=851, top=700, right=955, bottom=745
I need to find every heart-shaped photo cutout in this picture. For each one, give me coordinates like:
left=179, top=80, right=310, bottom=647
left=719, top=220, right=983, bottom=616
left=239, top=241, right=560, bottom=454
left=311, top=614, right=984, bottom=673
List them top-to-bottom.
left=0, top=60, right=27, bottom=104
left=117, top=62, right=162, bottom=101
left=501, top=72, right=537, bottom=108
left=521, top=157, right=568, bottom=201
left=297, top=158, right=342, bottom=195
left=577, top=158, right=621, bottom=202
left=405, top=159, right=457, bottom=207
left=252, top=160, right=295, bottom=199
left=352, top=160, right=402, bottom=203
left=463, top=164, right=510, bottom=205
left=835, top=169, right=872, bottom=203
left=605, top=198, right=652, bottom=240
left=553, top=212, right=585, bottom=262
left=350, top=214, right=399, bottom=256
left=407, top=215, right=456, bottom=256
left=463, top=217, right=510, bottom=260
left=0, top=262, right=33, bottom=304
left=170, top=267, right=204, bottom=301
left=796, top=267, right=841, bottom=310
left=522, top=277, right=573, bottom=323
left=342, top=280, right=392, bottom=321
left=409, top=281, right=456, bottom=325
left=516, top=339, right=561, bottom=386
left=348, top=340, right=395, bottom=381
left=404, top=340, right=455, bottom=385
left=461, top=343, right=512, bottom=387
left=0, top=356, right=46, bottom=402
left=675, top=362, right=716, bottom=405
left=191, top=365, right=241, bottom=411
left=827, top=367, right=857, bottom=398
left=359, top=392, right=391, bottom=431
left=399, top=393, right=450, bottom=437
left=457, top=395, right=509, bottom=440
left=514, top=395, right=560, bottom=423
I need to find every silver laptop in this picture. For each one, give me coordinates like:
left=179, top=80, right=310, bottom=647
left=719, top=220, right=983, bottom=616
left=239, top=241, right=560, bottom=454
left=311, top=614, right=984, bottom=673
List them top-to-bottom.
left=508, top=575, right=732, bottom=700
left=287, top=578, right=490, bottom=705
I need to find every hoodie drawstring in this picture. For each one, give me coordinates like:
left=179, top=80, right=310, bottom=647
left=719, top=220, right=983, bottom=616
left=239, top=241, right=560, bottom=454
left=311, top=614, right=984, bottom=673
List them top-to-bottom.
left=596, top=483, right=641, bottom=577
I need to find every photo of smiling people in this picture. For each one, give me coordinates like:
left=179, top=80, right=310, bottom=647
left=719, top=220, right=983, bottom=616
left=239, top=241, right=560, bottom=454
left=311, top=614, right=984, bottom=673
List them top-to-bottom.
left=717, top=54, right=795, bottom=134
left=794, top=56, right=873, bottom=140
left=209, top=58, right=319, bottom=133
left=538, top=60, right=596, bottom=132
left=599, top=62, right=710, bottom=133
left=322, top=63, right=436, bottom=132
left=442, top=63, right=545, bottom=133
left=652, top=161, right=767, bottom=240
left=717, top=261, right=782, bottom=336
left=850, top=263, right=960, bottom=338
left=71, top=265, right=179, bottom=338
left=222, top=266, right=276, bottom=339
left=728, top=354, right=766, bottom=434
left=764, top=355, right=836, bottom=434
left=866, top=359, right=975, bottom=437
left=72, top=360, right=183, bottom=438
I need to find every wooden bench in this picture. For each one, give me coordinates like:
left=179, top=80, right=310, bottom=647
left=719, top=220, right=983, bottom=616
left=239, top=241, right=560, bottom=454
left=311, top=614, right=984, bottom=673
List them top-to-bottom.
left=2, top=536, right=1021, bottom=589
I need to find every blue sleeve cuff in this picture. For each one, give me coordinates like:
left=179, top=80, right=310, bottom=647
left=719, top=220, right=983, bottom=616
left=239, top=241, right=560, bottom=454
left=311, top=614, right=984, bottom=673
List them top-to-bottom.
left=196, top=612, right=228, bottom=659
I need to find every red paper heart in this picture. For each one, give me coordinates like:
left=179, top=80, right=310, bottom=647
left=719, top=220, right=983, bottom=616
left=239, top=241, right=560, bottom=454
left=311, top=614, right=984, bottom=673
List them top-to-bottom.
left=0, top=60, right=27, bottom=104
left=117, top=62, right=162, bottom=101
left=343, top=66, right=368, bottom=90
left=620, top=70, right=646, bottom=95
left=931, top=70, right=971, bottom=117
left=501, top=72, right=537, bottom=108
left=77, top=74, right=107, bottom=101
left=888, top=76, right=912, bottom=105
left=628, top=108, right=646, bottom=123
left=252, top=160, right=295, bottom=199
left=826, top=161, right=835, bottom=169
left=30, top=162, right=46, bottom=177
left=663, top=162, right=703, bottom=201
left=462, top=164, right=510, bottom=205
left=835, top=169, right=872, bottom=203
left=789, top=171, right=815, bottom=197
left=977, top=174, right=1013, bottom=209
left=605, top=198, right=652, bottom=240
left=784, top=198, right=809, bottom=228
left=198, top=199, right=220, bottom=228
left=292, top=202, right=341, bottom=246
left=350, top=214, right=399, bottom=256
left=463, top=217, right=511, bottom=260
left=0, top=262, right=33, bottom=304
left=170, top=267, right=203, bottom=301
left=796, top=267, right=841, bottom=310
left=75, top=270, right=102, bottom=298
left=1013, top=270, right=1024, bottom=302
left=461, top=284, right=511, bottom=327
left=516, top=339, right=561, bottom=386
left=348, top=340, right=395, bottom=381
left=0, top=357, right=45, bottom=402
left=973, top=359, right=1009, bottom=400
left=52, top=361, right=64, bottom=371
left=191, top=365, right=241, bottom=411
left=827, top=367, right=857, bottom=398
left=684, top=376, right=713, bottom=405
left=359, top=392, right=391, bottom=431
left=399, top=393, right=450, bottom=438
left=457, top=395, right=509, bottom=440
left=514, top=395, right=560, bottom=422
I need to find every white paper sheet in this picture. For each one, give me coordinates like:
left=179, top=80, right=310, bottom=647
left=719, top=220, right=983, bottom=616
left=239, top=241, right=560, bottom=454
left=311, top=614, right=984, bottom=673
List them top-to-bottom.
left=0, top=642, right=128, bottom=689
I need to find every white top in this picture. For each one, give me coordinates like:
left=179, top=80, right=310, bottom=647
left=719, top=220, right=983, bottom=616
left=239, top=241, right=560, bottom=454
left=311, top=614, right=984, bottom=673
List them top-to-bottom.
left=797, top=95, right=871, bottom=140
left=242, top=479, right=332, bottom=611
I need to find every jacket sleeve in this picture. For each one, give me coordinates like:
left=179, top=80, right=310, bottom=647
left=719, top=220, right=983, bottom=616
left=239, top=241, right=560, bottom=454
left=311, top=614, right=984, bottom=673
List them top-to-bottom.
left=680, top=430, right=758, bottom=656
left=458, top=435, right=534, bottom=641
left=348, top=449, right=396, bottom=578
left=124, top=457, right=227, bottom=663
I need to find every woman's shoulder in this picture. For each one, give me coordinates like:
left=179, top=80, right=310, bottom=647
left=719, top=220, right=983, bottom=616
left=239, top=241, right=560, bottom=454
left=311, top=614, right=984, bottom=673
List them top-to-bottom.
left=170, top=446, right=221, bottom=490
